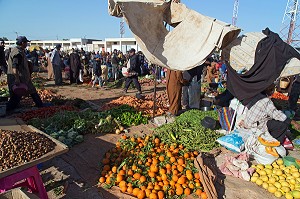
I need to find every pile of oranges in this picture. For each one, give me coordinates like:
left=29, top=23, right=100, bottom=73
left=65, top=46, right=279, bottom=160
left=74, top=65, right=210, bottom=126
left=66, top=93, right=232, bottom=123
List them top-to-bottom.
left=98, top=135, right=207, bottom=199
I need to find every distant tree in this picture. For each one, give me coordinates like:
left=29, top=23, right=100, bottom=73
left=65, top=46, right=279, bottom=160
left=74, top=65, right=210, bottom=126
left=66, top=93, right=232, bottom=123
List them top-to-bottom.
left=1, top=37, right=9, bottom=41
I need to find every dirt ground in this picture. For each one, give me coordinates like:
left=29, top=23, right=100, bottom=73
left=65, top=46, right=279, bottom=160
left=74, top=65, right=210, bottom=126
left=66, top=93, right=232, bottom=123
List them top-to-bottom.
left=1, top=73, right=299, bottom=199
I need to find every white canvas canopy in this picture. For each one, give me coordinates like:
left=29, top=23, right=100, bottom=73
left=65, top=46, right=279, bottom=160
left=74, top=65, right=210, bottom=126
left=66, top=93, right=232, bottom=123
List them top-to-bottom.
left=108, top=0, right=241, bottom=71
left=222, top=32, right=300, bottom=77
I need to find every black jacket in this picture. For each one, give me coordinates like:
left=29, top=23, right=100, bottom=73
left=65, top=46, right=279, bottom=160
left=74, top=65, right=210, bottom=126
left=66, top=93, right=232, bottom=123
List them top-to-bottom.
left=227, top=28, right=300, bottom=105
left=0, top=46, right=6, bottom=66
left=129, top=54, right=141, bottom=75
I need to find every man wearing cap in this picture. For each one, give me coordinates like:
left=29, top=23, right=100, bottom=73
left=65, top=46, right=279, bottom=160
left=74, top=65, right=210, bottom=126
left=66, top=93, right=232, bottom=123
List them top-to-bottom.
left=6, top=36, right=43, bottom=111
left=0, top=39, right=7, bottom=75
left=50, top=44, right=63, bottom=85
left=124, top=48, right=142, bottom=94
left=111, top=49, right=119, bottom=81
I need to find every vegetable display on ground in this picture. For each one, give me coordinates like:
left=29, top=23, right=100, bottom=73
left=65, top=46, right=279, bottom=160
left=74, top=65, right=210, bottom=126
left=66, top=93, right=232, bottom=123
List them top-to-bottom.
left=102, top=96, right=166, bottom=116
left=154, top=110, right=222, bottom=152
left=0, top=130, right=56, bottom=171
left=98, top=135, right=207, bottom=199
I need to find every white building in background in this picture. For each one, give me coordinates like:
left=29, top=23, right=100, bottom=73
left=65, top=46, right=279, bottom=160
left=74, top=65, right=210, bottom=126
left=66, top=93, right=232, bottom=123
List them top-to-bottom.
left=4, top=37, right=140, bottom=53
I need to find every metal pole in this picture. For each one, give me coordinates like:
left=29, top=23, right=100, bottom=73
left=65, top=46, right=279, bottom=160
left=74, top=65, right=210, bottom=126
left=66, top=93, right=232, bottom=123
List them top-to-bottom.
left=152, top=65, right=158, bottom=119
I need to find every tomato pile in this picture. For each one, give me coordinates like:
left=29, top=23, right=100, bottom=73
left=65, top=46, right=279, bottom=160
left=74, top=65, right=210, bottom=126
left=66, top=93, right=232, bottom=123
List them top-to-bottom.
left=271, top=92, right=289, bottom=101
left=98, top=135, right=207, bottom=199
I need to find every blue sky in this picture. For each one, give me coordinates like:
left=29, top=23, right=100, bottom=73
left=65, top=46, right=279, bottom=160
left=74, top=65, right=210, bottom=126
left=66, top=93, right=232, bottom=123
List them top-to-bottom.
left=0, top=0, right=288, bottom=40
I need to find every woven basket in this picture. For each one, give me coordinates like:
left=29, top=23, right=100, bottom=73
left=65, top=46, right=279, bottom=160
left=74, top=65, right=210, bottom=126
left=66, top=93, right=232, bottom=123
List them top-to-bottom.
left=279, top=77, right=290, bottom=89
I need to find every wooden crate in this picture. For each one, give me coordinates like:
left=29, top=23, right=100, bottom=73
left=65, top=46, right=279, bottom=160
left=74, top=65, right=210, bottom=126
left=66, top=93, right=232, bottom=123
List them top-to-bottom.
left=0, top=119, right=69, bottom=178
left=0, top=188, right=39, bottom=199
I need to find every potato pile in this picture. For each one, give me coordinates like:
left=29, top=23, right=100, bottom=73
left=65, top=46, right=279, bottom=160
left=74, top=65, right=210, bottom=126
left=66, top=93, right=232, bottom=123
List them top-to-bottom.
left=0, top=130, right=56, bottom=171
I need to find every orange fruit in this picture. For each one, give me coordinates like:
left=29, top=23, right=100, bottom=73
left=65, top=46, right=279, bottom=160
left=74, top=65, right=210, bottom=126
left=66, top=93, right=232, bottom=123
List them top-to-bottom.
left=154, top=138, right=160, bottom=144
left=179, top=144, right=184, bottom=149
left=166, top=151, right=172, bottom=157
left=193, top=151, right=199, bottom=156
left=184, top=153, right=190, bottom=158
left=158, top=156, right=164, bottom=162
left=170, top=157, right=176, bottom=163
left=102, top=158, right=110, bottom=164
left=152, top=158, right=158, bottom=165
left=177, top=158, right=184, bottom=165
left=146, top=162, right=151, bottom=167
left=165, top=163, right=172, bottom=169
left=132, top=164, right=137, bottom=170
left=103, top=165, right=110, bottom=171
left=150, top=165, right=159, bottom=173
left=177, top=165, right=184, bottom=172
left=111, top=166, right=117, bottom=173
left=159, top=168, right=166, bottom=175
left=127, top=169, right=134, bottom=176
left=119, top=170, right=125, bottom=175
left=172, top=170, right=179, bottom=175
left=186, top=170, right=193, bottom=175
left=148, top=171, right=155, bottom=178
left=194, top=172, right=200, bottom=179
left=133, top=173, right=141, bottom=180
left=186, top=173, right=193, bottom=181
left=161, top=174, right=168, bottom=181
left=116, top=175, right=124, bottom=183
left=172, top=175, right=179, bottom=182
left=140, top=176, right=147, bottom=183
left=156, top=176, right=162, bottom=182
left=178, top=176, right=186, bottom=185
left=99, top=177, right=105, bottom=183
left=105, top=177, right=111, bottom=184
left=169, top=180, right=176, bottom=187
left=119, top=181, right=127, bottom=188
left=188, top=183, right=195, bottom=189
left=154, top=184, right=161, bottom=191
left=120, top=185, right=127, bottom=193
left=162, top=185, right=169, bottom=191
left=176, top=185, right=184, bottom=195
left=127, top=186, right=133, bottom=194
left=140, top=186, right=147, bottom=190
left=133, top=188, right=141, bottom=196
left=184, top=188, right=191, bottom=195
left=145, top=189, right=151, bottom=197
left=196, top=189, right=202, bottom=196
left=137, top=190, right=146, bottom=199
left=157, top=191, right=164, bottom=199
left=149, top=192, right=158, bottom=199
left=201, top=192, right=208, bottom=199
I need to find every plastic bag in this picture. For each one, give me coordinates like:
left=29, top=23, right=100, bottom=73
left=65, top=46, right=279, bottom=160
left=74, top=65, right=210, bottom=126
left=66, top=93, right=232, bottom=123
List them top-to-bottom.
left=217, top=133, right=245, bottom=153
left=245, top=134, right=286, bottom=165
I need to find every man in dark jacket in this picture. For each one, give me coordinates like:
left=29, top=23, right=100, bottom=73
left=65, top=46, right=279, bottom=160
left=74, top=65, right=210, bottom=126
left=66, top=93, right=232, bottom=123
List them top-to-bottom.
left=0, top=39, right=7, bottom=75
left=124, top=48, right=142, bottom=94
left=69, top=49, right=81, bottom=84
left=289, top=74, right=300, bottom=117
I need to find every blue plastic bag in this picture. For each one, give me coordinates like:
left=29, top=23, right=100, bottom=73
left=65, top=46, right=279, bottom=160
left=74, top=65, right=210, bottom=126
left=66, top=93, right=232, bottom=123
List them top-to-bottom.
left=217, top=133, right=244, bottom=153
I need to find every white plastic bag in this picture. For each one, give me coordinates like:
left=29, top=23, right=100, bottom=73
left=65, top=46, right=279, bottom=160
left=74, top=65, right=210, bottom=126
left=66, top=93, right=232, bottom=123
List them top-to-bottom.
left=79, top=69, right=84, bottom=82
left=245, top=134, right=286, bottom=165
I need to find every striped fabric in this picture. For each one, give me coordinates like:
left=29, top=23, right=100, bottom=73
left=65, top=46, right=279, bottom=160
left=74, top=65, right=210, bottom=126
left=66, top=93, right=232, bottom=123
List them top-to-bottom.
left=217, top=107, right=234, bottom=131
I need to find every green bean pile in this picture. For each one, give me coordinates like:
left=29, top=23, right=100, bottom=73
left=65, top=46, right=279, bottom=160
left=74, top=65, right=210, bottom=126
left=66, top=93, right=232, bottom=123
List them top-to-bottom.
left=154, top=110, right=222, bottom=152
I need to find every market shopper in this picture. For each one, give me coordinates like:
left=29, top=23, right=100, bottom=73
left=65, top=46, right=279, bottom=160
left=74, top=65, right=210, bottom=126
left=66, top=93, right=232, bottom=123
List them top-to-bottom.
left=6, top=36, right=43, bottom=111
left=0, top=39, right=7, bottom=75
left=50, top=44, right=63, bottom=86
left=123, top=48, right=142, bottom=94
left=45, top=49, right=54, bottom=80
left=69, top=49, right=81, bottom=84
left=111, top=49, right=119, bottom=81
left=92, top=52, right=103, bottom=87
left=182, top=65, right=203, bottom=109
left=166, top=69, right=189, bottom=116
left=288, top=74, right=300, bottom=117
left=240, top=84, right=300, bottom=144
